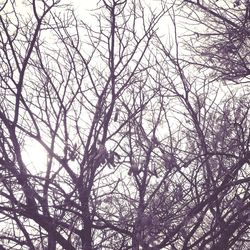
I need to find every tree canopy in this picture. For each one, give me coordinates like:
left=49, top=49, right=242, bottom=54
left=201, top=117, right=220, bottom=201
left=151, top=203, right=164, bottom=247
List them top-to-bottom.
left=0, top=0, right=249, bottom=249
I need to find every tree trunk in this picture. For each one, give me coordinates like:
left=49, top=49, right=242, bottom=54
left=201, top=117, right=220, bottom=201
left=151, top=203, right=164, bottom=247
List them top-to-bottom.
left=81, top=216, right=92, bottom=250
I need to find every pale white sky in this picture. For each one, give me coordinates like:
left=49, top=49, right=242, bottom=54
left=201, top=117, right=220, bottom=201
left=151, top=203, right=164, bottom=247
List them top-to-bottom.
left=69, top=0, right=165, bottom=19
left=70, top=0, right=97, bottom=11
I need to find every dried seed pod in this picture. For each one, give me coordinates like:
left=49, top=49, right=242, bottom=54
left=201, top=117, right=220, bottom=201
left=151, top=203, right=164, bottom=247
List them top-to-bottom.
left=114, top=108, right=120, bottom=122
left=94, top=143, right=108, bottom=164
left=128, top=161, right=139, bottom=176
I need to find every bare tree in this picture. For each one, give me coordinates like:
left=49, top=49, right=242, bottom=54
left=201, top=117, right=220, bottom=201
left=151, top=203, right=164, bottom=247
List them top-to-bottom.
left=0, top=0, right=249, bottom=249
left=0, top=0, right=169, bottom=249
left=180, top=0, right=250, bottom=83
left=149, top=1, right=250, bottom=248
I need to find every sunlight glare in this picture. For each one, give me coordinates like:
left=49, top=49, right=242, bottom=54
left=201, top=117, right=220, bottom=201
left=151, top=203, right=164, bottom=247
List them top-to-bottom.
left=22, top=139, right=48, bottom=173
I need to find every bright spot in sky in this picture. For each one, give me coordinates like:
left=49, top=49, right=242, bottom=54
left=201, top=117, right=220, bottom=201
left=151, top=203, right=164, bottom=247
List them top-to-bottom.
left=22, top=139, right=47, bottom=173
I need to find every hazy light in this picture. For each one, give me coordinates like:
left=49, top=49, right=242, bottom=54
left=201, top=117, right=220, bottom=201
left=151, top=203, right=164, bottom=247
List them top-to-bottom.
left=22, top=139, right=47, bottom=173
